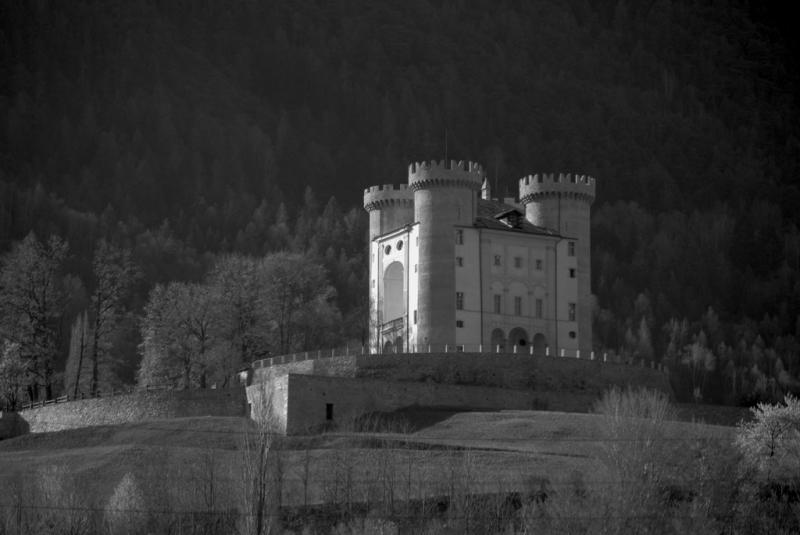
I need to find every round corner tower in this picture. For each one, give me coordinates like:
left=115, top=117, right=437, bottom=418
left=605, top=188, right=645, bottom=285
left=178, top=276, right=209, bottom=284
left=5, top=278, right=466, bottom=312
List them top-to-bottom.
left=409, top=159, right=484, bottom=348
left=519, top=173, right=596, bottom=356
left=363, top=184, right=415, bottom=240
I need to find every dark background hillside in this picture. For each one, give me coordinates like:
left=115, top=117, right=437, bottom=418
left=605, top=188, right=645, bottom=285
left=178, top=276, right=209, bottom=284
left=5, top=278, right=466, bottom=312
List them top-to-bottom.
left=1, top=0, right=798, bottom=404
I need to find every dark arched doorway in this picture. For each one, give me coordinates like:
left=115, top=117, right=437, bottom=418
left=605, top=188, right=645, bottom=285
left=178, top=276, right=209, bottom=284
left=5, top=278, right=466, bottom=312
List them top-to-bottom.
left=508, top=327, right=529, bottom=350
left=490, top=328, right=505, bottom=352
left=533, top=333, right=547, bottom=356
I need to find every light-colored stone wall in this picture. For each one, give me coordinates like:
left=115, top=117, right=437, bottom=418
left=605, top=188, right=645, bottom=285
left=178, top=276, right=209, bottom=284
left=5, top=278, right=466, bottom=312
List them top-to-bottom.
left=248, top=353, right=671, bottom=434
left=254, top=353, right=670, bottom=398
left=278, top=374, right=596, bottom=434
left=246, top=376, right=289, bottom=434
left=12, top=388, right=247, bottom=434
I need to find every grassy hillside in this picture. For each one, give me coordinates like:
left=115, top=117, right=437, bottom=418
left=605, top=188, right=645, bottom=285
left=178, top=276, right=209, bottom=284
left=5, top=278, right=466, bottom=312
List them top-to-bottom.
left=0, top=410, right=734, bottom=511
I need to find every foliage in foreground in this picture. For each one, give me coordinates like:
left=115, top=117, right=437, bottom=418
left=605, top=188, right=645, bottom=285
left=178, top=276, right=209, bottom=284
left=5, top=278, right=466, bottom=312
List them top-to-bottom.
left=2, top=390, right=800, bottom=534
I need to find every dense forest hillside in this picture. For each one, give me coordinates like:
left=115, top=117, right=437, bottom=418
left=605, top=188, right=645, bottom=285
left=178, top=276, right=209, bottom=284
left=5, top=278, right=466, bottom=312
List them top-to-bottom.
left=1, top=0, right=798, bottom=404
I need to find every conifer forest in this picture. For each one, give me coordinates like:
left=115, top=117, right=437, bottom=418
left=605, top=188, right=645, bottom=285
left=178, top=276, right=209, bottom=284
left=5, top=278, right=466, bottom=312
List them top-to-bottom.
left=1, top=0, right=799, bottom=406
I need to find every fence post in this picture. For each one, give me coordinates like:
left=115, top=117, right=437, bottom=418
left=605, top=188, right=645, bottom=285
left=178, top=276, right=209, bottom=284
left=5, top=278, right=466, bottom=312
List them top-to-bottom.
left=444, top=344, right=448, bottom=353
left=560, top=348, right=565, bottom=357
left=576, top=350, right=580, bottom=359
left=590, top=351, right=595, bottom=361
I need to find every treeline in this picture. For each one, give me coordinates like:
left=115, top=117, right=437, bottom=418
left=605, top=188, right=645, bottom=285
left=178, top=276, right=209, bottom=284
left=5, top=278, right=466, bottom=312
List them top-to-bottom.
left=0, top=0, right=799, bottom=405
left=0, top=192, right=368, bottom=404
left=592, top=201, right=800, bottom=405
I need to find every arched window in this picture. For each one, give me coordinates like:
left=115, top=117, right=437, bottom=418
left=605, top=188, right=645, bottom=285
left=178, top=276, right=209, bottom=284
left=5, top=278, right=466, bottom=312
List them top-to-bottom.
left=383, top=262, right=405, bottom=321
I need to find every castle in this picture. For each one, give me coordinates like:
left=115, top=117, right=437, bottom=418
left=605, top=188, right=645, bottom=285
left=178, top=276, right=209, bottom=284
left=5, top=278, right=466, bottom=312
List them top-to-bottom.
left=364, top=160, right=596, bottom=358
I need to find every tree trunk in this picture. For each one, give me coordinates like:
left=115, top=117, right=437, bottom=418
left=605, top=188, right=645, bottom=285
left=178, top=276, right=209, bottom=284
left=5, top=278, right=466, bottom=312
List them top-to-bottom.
left=90, top=312, right=101, bottom=396
left=73, top=320, right=87, bottom=398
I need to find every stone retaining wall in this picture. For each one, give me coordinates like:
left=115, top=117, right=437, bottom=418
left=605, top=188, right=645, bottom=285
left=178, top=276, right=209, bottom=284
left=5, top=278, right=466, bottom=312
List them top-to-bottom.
left=253, top=353, right=671, bottom=398
left=247, top=373, right=603, bottom=435
left=7, top=388, right=247, bottom=435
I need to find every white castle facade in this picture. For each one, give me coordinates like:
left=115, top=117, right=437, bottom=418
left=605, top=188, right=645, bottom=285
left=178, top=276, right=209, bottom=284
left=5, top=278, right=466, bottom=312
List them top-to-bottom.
left=364, top=160, right=596, bottom=357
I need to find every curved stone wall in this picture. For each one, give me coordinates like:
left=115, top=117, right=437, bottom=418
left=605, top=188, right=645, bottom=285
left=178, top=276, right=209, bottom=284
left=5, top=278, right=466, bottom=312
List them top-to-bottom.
left=10, top=388, right=247, bottom=434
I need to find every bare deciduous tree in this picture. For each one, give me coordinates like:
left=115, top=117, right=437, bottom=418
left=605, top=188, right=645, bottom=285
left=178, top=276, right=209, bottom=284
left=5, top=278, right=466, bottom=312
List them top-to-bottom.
left=0, top=233, right=67, bottom=400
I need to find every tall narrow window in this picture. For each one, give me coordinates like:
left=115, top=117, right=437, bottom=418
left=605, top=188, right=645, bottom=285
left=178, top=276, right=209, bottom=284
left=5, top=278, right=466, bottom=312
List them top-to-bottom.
left=455, top=229, right=463, bottom=245
left=568, top=241, right=576, bottom=256
left=494, top=255, right=502, bottom=266
left=456, top=256, right=463, bottom=267
left=513, top=256, right=522, bottom=268
left=535, top=259, right=543, bottom=271
left=569, top=268, right=576, bottom=278
left=456, top=292, right=464, bottom=310
left=493, top=294, right=502, bottom=313
left=514, top=296, right=522, bottom=316
left=535, top=298, right=543, bottom=319
left=568, top=302, right=576, bottom=321
left=413, top=310, right=418, bottom=324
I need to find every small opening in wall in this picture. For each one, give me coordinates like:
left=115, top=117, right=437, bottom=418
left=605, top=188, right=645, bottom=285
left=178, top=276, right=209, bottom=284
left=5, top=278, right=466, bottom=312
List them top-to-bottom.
left=397, top=240, right=403, bottom=250
left=384, top=245, right=391, bottom=255
left=569, top=331, right=577, bottom=339
left=326, top=403, right=334, bottom=421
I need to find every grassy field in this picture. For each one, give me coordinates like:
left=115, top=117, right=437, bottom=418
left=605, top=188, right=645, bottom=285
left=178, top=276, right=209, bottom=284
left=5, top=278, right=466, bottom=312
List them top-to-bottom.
left=0, top=408, right=736, bottom=518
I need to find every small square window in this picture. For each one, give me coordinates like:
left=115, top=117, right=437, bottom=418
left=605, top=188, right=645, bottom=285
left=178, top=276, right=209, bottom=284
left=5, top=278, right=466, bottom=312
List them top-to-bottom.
left=455, top=230, right=464, bottom=245
left=568, top=241, right=576, bottom=257
left=494, top=255, right=502, bottom=266
left=456, top=256, right=463, bottom=267
left=513, top=257, right=522, bottom=269
left=535, top=259, right=543, bottom=271
left=569, top=268, right=576, bottom=278
left=456, top=292, right=464, bottom=310
left=456, top=320, right=464, bottom=328
left=569, top=331, right=577, bottom=339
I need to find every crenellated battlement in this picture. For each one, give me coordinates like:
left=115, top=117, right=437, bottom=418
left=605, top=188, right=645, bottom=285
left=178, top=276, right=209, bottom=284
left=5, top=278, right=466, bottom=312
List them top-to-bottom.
left=408, top=159, right=485, bottom=191
left=519, top=173, right=596, bottom=204
left=363, top=183, right=414, bottom=212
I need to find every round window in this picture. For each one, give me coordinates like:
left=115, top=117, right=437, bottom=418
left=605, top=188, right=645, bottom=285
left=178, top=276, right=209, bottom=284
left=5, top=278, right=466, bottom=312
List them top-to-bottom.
left=397, top=240, right=403, bottom=250
left=384, top=245, right=391, bottom=255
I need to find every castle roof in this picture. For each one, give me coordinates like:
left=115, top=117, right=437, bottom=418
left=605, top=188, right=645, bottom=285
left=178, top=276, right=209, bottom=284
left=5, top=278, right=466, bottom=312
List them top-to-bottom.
left=474, top=199, right=560, bottom=236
